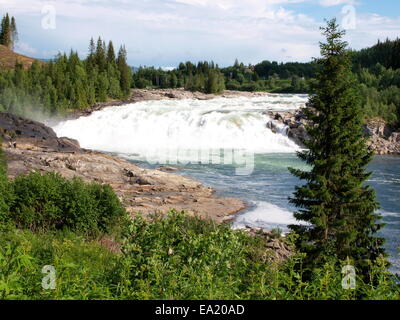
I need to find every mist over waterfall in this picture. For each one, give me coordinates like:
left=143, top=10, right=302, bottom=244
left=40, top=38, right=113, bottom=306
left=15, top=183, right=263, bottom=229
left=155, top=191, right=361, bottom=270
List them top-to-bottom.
left=53, top=94, right=308, bottom=160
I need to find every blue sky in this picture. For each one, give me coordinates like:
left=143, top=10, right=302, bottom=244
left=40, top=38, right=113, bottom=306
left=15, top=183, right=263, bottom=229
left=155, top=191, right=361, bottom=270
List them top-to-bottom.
left=1, top=0, right=399, bottom=67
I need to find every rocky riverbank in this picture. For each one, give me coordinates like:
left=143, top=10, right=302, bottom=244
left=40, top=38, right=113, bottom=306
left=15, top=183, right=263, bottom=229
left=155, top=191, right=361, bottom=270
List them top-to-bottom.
left=265, top=109, right=400, bottom=155
left=0, top=112, right=246, bottom=223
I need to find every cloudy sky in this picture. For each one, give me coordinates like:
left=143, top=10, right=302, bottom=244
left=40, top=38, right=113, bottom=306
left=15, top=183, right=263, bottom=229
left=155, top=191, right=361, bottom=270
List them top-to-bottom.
left=1, top=0, right=399, bottom=67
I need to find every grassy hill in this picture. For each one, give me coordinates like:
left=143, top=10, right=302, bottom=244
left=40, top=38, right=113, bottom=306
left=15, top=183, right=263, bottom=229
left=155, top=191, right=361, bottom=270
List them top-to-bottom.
left=0, top=44, right=42, bottom=70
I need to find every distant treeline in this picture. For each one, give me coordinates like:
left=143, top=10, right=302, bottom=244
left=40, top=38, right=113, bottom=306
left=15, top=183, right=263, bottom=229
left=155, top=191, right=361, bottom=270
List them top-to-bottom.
left=0, top=37, right=131, bottom=118
left=351, top=38, right=400, bottom=127
left=352, top=38, right=400, bottom=70
left=133, top=59, right=314, bottom=94
left=133, top=61, right=225, bottom=94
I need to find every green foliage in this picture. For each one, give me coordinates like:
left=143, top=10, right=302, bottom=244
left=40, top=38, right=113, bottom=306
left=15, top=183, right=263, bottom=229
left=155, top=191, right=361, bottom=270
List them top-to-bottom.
left=0, top=13, right=17, bottom=49
left=289, top=19, right=386, bottom=276
left=0, top=37, right=131, bottom=119
left=352, top=38, right=400, bottom=70
left=356, top=65, right=400, bottom=126
left=0, top=142, right=13, bottom=226
left=6, top=171, right=127, bottom=235
left=0, top=212, right=398, bottom=300
left=0, top=229, right=119, bottom=299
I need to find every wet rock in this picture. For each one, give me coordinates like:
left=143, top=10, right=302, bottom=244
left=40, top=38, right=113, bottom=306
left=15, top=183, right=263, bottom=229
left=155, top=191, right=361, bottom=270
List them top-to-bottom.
left=267, top=109, right=400, bottom=155
left=363, top=119, right=393, bottom=139
left=157, top=165, right=179, bottom=172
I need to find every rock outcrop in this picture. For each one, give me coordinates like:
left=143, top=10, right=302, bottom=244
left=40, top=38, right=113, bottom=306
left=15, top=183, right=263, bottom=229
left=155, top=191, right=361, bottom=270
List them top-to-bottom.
left=265, top=109, right=400, bottom=155
left=0, top=112, right=246, bottom=223
left=0, top=112, right=81, bottom=153
left=363, top=119, right=400, bottom=155
left=242, top=226, right=293, bottom=261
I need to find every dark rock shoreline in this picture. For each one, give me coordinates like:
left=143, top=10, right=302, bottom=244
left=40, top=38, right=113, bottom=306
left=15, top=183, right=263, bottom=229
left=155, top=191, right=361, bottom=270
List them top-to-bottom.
left=265, top=109, right=400, bottom=155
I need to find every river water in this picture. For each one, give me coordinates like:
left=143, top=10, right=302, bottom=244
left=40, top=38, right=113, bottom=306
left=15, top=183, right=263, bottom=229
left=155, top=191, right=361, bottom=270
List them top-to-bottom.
left=53, top=94, right=400, bottom=271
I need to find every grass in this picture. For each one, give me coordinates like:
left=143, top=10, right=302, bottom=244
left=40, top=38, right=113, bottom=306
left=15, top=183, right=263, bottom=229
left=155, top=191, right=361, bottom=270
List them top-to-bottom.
left=0, top=45, right=43, bottom=70
left=0, top=211, right=399, bottom=300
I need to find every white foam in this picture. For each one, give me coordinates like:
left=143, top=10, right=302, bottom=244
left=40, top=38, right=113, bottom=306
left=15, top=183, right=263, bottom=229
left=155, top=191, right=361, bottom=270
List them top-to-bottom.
left=53, top=95, right=307, bottom=161
left=232, top=201, right=303, bottom=231
left=379, top=210, right=400, bottom=217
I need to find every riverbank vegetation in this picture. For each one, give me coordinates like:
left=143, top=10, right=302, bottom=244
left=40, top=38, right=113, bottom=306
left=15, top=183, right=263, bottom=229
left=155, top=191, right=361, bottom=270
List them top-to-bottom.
left=1, top=137, right=399, bottom=299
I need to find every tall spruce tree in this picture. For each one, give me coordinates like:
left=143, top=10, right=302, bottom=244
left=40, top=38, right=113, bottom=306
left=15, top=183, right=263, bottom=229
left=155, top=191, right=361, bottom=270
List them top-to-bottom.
left=0, top=13, right=11, bottom=48
left=10, top=16, right=17, bottom=49
left=288, top=19, right=385, bottom=273
left=87, top=37, right=96, bottom=68
left=95, top=37, right=106, bottom=72
left=107, top=40, right=116, bottom=64
left=117, top=45, right=131, bottom=97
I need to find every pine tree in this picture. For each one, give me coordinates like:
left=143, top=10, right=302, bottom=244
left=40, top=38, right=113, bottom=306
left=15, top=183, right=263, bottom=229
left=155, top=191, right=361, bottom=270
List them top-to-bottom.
left=0, top=14, right=11, bottom=48
left=10, top=16, right=17, bottom=49
left=288, top=19, right=385, bottom=274
left=87, top=37, right=96, bottom=68
left=95, top=37, right=106, bottom=72
left=107, top=40, right=116, bottom=64
left=117, top=45, right=131, bottom=97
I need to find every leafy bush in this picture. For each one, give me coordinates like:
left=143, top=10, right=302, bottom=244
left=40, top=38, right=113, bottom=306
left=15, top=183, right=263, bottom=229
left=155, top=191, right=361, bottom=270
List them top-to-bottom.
left=0, top=141, right=14, bottom=226
left=8, top=171, right=127, bottom=235
left=0, top=211, right=399, bottom=299
left=114, top=211, right=400, bottom=300
left=0, top=228, right=119, bottom=299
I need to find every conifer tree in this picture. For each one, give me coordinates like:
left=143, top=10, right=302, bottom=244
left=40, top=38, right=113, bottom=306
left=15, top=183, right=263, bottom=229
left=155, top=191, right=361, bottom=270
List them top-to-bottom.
left=0, top=13, right=11, bottom=48
left=10, top=16, right=17, bottom=49
left=288, top=19, right=385, bottom=273
left=87, top=37, right=96, bottom=68
left=95, top=37, right=106, bottom=72
left=107, top=40, right=116, bottom=65
left=117, top=45, right=131, bottom=97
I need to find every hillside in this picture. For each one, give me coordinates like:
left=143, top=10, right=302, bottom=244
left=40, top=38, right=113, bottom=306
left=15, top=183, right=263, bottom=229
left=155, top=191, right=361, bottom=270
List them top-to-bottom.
left=0, top=44, right=41, bottom=70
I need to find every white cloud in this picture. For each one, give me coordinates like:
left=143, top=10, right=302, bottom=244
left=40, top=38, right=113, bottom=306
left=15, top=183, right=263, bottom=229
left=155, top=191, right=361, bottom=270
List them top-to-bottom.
left=1, top=0, right=399, bottom=66
left=319, top=0, right=356, bottom=7
left=344, top=13, right=400, bottom=50
left=15, top=41, right=37, bottom=55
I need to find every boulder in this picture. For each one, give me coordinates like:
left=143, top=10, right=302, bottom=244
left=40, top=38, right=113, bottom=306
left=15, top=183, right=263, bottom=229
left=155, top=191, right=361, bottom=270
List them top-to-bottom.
left=0, top=112, right=81, bottom=153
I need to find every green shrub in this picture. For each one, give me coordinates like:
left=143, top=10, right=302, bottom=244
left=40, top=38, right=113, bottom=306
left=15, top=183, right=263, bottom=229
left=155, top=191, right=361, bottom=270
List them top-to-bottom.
left=0, top=142, right=14, bottom=226
left=9, top=171, right=127, bottom=235
left=0, top=211, right=399, bottom=300
left=115, top=211, right=400, bottom=300
left=0, top=228, right=119, bottom=300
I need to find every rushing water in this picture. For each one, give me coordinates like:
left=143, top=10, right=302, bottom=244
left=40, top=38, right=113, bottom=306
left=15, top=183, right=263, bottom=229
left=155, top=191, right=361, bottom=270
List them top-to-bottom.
left=53, top=94, right=400, bottom=271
